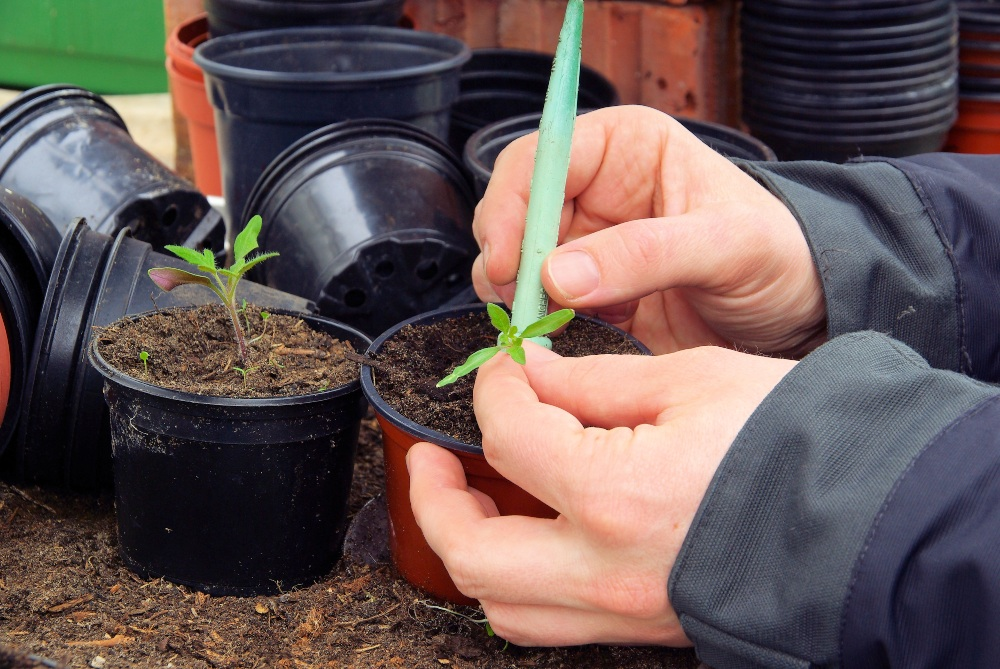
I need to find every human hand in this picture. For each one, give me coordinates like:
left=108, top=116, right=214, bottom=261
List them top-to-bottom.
left=472, top=105, right=826, bottom=357
left=406, top=344, right=797, bottom=646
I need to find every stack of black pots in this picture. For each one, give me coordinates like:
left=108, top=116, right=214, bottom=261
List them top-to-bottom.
left=740, top=0, right=959, bottom=161
left=958, top=3, right=1000, bottom=96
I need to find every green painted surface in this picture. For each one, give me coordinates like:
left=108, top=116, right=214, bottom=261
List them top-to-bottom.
left=0, top=0, right=167, bottom=94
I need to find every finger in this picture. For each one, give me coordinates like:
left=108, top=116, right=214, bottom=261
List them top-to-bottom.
left=472, top=133, right=536, bottom=288
left=540, top=204, right=786, bottom=309
left=516, top=345, right=677, bottom=428
left=471, top=352, right=590, bottom=503
left=407, top=443, right=601, bottom=608
left=481, top=600, right=687, bottom=648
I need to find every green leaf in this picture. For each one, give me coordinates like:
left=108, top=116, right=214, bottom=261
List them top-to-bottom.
left=233, top=214, right=263, bottom=263
left=165, top=244, right=215, bottom=270
left=239, top=252, right=280, bottom=275
left=148, top=267, right=214, bottom=292
left=486, top=302, right=511, bottom=333
left=521, top=308, right=575, bottom=338
left=507, top=344, right=526, bottom=365
left=437, top=346, right=502, bottom=387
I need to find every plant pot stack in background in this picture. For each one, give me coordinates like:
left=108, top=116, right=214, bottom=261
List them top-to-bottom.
left=740, top=0, right=959, bottom=161
left=946, top=2, right=1000, bottom=152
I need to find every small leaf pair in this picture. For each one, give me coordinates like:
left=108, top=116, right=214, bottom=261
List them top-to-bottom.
left=147, top=214, right=279, bottom=366
left=436, top=303, right=574, bottom=387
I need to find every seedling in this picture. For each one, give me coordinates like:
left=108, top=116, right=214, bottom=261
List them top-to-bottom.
left=438, top=0, right=582, bottom=386
left=147, top=215, right=278, bottom=367
left=437, top=303, right=574, bottom=386
left=139, top=350, right=150, bottom=375
left=232, top=365, right=254, bottom=388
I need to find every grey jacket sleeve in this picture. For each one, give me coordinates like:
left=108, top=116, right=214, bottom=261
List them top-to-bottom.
left=667, top=156, right=1000, bottom=667
left=736, top=159, right=961, bottom=371
left=668, top=332, right=1000, bottom=668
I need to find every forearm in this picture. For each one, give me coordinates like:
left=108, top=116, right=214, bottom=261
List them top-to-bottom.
left=668, top=332, right=1000, bottom=667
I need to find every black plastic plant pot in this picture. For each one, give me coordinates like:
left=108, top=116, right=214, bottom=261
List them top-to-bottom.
left=204, top=0, right=406, bottom=37
left=193, top=26, right=471, bottom=233
left=448, top=48, right=620, bottom=157
left=0, top=85, right=212, bottom=251
left=463, top=112, right=777, bottom=199
left=747, top=115, right=956, bottom=161
left=242, top=119, right=478, bottom=338
left=0, top=188, right=61, bottom=461
left=14, top=220, right=315, bottom=490
left=88, top=309, right=371, bottom=596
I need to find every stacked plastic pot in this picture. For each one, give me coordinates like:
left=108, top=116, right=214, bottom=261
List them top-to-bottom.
left=740, top=0, right=959, bottom=161
left=946, top=2, right=1000, bottom=152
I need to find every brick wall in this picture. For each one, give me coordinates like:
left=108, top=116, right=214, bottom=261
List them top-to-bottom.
left=403, top=0, right=740, bottom=125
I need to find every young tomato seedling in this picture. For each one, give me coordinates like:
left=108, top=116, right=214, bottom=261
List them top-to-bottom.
left=147, top=214, right=278, bottom=367
left=437, top=303, right=574, bottom=387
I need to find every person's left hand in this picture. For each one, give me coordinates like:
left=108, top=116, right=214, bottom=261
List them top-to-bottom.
left=406, top=344, right=796, bottom=647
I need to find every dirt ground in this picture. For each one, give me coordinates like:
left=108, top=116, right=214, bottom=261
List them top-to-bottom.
left=0, top=414, right=702, bottom=669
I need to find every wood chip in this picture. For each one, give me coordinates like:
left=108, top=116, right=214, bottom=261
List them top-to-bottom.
left=46, top=593, right=94, bottom=613
left=67, top=634, right=134, bottom=647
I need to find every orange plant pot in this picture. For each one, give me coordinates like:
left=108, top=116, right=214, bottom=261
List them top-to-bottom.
left=166, top=14, right=221, bottom=196
left=945, top=94, right=1000, bottom=153
left=361, top=305, right=557, bottom=605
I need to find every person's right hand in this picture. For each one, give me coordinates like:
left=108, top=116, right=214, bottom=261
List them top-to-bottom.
left=472, top=105, right=827, bottom=357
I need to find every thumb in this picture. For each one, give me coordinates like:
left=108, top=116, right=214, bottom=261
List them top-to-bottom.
left=541, top=207, right=765, bottom=308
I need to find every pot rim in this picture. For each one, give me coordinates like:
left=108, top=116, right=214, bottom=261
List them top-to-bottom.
left=193, top=25, right=471, bottom=87
left=360, top=302, right=650, bottom=455
left=89, top=306, right=371, bottom=408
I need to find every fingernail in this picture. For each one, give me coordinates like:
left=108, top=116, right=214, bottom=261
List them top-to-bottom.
left=547, top=250, right=600, bottom=300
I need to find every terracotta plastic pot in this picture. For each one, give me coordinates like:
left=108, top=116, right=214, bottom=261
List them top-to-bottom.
left=166, top=14, right=221, bottom=196
left=945, top=92, right=1000, bottom=152
left=14, top=220, right=314, bottom=490
left=360, top=303, right=650, bottom=604
left=89, top=308, right=371, bottom=595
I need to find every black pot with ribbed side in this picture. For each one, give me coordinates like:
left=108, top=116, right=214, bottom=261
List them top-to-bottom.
left=204, top=0, right=406, bottom=36
left=740, top=0, right=959, bottom=160
left=194, top=26, right=470, bottom=235
left=0, top=85, right=211, bottom=250
left=463, top=112, right=777, bottom=199
left=242, top=119, right=478, bottom=339
left=13, top=220, right=314, bottom=490
left=88, top=309, right=371, bottom=596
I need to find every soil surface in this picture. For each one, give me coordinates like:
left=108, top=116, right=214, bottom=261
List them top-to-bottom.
left=93, top=304, right=358, bottom=398
left=2, top=307, right=700, bottom=668
left=371, top=311, right=646, bottom=446
left=0, top=416, right=700, bottom=668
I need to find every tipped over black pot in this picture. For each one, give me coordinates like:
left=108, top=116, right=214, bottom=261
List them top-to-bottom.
left=0, top=85, right=212, bottom=250
left=243, top=119, right=478, bottom=338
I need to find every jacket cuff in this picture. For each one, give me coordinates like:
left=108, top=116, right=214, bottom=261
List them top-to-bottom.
left=735, top=160, right=961, bottom=372
left=668, top=331, right=998, bottom=667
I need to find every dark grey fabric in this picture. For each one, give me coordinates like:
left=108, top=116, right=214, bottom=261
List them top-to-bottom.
left=882, top=154, right=1000, bottom=380
left=735, top=160, right=961, bottom=373
left=668, top=332, right=999, bottom=668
